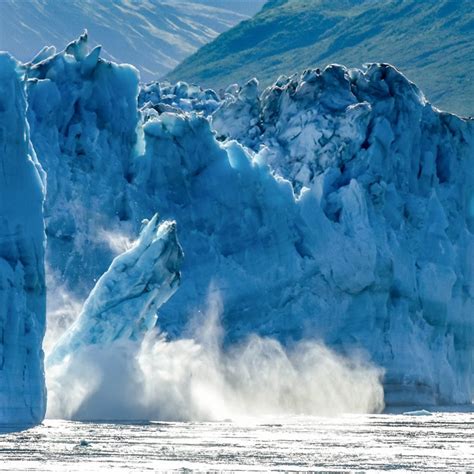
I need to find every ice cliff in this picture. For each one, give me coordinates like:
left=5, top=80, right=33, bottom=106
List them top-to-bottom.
left=21, top=37, right=474, bottom=406
left=0, top=54, right=46, bottom=426
left=210, top=66, right=474, bottom=404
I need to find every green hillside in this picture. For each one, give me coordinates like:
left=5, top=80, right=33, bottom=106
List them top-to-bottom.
left=166, top=0, right=474, bottom=117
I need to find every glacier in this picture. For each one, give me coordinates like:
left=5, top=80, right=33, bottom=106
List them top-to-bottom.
left=6, top=34, right=473, bottom=420
left=0, top=54, right=46, bottom=427
left=138, top=66, right=474, bottom=405
left=210, top=67, right=474, bottom=404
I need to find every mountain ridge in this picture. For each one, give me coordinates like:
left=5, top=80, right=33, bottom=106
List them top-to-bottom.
left=0, top=0, right=266, bottom=82
left=166, top=0, right=474, bottom=117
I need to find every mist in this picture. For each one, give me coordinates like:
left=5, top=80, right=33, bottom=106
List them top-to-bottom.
left=44, top=266, right=83, bottom=354
left=46, top=294, right=385, bottom=421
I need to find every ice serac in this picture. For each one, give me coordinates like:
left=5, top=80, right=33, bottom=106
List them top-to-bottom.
left=0, top=54, right=46, bottom=426
left=47, top=215, right=183, bottom=367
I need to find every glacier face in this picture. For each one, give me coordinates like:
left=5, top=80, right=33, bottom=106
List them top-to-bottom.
left=26, top=33, right=142, bottom=303
left=22, top=37, right=474, bottom=407
left=0, top=54, right=46, bottom=426
left=210, top=65, right=474, bottom=404
left=140, top=66, right=474, bottom=405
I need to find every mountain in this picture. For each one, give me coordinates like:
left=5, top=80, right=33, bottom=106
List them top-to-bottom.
left=0, top=0, right=266, bottom=81
left=166, top=0, right=474, bottom=117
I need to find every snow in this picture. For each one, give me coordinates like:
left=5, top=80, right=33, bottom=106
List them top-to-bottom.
left=0, top=54, right=46, bottom=426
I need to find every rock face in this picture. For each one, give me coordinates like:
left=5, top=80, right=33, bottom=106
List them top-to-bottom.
left=23, top=37, right=474, bottom=406
left=0, top=54, right=46, bottom=426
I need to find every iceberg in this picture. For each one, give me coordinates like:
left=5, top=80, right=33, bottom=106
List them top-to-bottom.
left=0, top=54, right=46, bottom=427
left=402, top=409, right=433, bottom=416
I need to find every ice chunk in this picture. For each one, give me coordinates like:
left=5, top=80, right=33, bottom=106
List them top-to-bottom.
left=212, top=78, right=261, bottom=144
left=47, top=215, right=183, bottom=367
left=402, top=409, right=433, bottom=416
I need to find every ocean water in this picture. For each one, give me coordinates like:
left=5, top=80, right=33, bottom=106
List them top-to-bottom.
left=0, top=411, right=472, bottom=472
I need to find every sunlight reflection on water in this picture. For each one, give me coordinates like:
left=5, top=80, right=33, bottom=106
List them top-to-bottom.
left=0, top=410, right=473, bottom=472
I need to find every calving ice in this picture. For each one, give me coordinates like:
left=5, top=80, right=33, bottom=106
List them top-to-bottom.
left=0, top=33, right=473, bottom=427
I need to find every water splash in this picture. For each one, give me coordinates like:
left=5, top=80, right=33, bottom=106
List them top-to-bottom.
left=46, top=292, right=384, bottom=420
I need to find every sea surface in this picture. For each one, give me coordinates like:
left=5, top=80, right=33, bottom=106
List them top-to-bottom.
left=0, top=410, right=473, bottom=472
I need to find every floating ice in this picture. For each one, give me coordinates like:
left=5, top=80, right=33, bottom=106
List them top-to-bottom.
left=402, top=409, right=433, bottom=416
